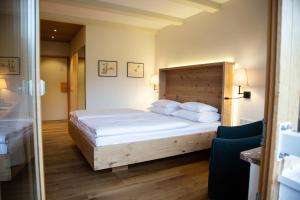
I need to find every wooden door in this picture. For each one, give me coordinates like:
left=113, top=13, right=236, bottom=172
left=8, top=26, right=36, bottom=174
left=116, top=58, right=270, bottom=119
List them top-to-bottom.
left=259, top=0, right=300, bottom=199
left=70, top=52, right=78, bottom=112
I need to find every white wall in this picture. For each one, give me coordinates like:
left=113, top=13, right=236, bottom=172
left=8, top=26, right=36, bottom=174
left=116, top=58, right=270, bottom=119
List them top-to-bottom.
left=155, top=0, right=268, bottom=124
left=85, top=24, right=156, bottom=110
left=40, top=57, right=68, bottom=120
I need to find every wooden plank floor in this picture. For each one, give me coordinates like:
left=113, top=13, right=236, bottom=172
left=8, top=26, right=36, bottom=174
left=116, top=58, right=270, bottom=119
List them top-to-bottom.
left=43, top=121, right=210, bottom=200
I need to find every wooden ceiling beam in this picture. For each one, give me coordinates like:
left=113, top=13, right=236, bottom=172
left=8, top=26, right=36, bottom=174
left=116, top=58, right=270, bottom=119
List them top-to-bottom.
left=41, top=0, right=183, bottom=26
left=171, top=0, right=221, bottom=13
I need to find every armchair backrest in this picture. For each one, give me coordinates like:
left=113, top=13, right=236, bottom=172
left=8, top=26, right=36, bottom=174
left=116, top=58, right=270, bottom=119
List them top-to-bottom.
left=217, top=120, right=264, bottom=139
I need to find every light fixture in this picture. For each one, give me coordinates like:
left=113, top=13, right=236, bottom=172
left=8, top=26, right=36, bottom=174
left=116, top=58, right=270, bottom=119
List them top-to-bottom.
left=53, top=29, right=57, bottom=32
left=51, top=36, right=55, bottom=39
left=233, top=68, right=251, bottom=99
left=150, top=74, right=159, bottom=91
left=0, top=79, right=7, bottom=106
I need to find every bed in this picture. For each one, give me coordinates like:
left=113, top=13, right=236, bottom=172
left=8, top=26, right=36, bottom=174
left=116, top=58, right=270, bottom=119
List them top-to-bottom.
left=68, top=62, right=234, bottom=171
left=0, top=119, right=33, bottom=181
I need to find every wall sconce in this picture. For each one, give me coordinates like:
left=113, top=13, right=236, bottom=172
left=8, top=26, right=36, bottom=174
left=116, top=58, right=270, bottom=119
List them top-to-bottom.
left=233, top=68, right=251, bottom=99
left=150, top=74, right=159, bottom=91
left=0, top=79, right=7, bottom=106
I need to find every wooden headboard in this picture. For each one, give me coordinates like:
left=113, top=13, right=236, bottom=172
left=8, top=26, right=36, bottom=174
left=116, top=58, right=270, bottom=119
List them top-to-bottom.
left=159, top=62, right=233, bottom=125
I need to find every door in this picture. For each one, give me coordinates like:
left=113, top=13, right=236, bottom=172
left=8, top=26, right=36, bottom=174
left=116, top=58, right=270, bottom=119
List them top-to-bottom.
left=0, top=0, right=45, bottom=199
left=259, top=0, right=300, bottom=199
left=69, top=46, right=86, bottom=112
left=77, top=47, right=86, bottom=110
left=70, top=52, right=78, bottom=112
left=40, top=57, right=68, bottom=121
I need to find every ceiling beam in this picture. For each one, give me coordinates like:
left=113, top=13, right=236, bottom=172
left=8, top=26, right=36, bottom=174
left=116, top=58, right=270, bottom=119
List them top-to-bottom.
left=41, top=0, right=183, bottom=26
left=171, top=0, right=221, bottom=13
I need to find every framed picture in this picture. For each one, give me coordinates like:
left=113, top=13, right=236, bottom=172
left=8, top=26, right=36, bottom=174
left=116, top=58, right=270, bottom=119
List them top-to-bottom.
left=0, top=57, right=20, bottom=75
left=98, top=60, right=118, bottom=77
left=127, top=62, right=144, bottom=78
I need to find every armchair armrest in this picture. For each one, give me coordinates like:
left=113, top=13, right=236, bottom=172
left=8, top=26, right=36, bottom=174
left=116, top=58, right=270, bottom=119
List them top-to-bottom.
left=217, top=120, right=263, bottom=139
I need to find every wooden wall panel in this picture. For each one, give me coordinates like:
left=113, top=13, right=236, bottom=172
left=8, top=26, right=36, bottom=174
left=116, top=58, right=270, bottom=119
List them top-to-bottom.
left=159, top=62, right=233, bottom=125
left=222, top=63, right=234, bottom=126
left=164, top=66, right=223, bottom=110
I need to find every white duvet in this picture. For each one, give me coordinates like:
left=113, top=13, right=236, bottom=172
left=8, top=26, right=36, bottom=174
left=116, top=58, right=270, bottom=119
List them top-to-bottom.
left=70, top=108, right=143, bottom=120
left=72, top=109, right=190, bottom=137
left=0, top=119, right=32, bottom=144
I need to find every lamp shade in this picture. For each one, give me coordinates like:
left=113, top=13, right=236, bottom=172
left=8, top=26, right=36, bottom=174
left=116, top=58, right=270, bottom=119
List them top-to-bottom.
left=233, top=68, right=248, bottom=86
left=150, top=74, right=159, bottom=85
left=0, top=79, right=7, bottom=89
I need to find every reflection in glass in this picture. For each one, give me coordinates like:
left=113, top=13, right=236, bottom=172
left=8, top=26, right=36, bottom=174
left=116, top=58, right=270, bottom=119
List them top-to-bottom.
left=0, top=0, right=42, bottom=199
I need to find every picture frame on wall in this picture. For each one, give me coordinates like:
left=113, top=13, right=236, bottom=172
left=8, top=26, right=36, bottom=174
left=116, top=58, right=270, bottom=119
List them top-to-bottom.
left=0, top=57, right=20, bottom=75
left=98, top=60, right=118, bottom=77
left=127, top=62, right=144, bottom=78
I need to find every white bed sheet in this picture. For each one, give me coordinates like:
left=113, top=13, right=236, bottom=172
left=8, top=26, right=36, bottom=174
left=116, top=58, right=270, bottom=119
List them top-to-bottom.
left=70, top=108, right=143, bottom=120
left=71, top=109, right=190, bottom=137
left=71, top=115, right=220, bottom=147
left=0, top=119, right=32, bottom=166
left=0, top=119, right=32, bottom=143
left=0, top=143, right=7, bottom=154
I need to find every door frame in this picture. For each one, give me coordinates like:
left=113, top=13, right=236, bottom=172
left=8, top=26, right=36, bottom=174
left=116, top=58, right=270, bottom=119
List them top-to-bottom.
left=32, top=0, right=45, bottom=199
left=259, top=0, right=300, bottom=199
left=259, top=0, right=279, bottom=199
left=40, top=55, right=71, bottom=120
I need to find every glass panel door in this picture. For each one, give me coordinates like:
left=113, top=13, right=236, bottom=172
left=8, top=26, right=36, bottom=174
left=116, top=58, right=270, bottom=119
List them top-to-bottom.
left=0, top=0, right=44, bottom=199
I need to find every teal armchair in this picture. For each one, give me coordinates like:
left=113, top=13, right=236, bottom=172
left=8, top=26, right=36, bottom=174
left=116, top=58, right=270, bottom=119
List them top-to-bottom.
left=208, top=121, right=263, bottom=200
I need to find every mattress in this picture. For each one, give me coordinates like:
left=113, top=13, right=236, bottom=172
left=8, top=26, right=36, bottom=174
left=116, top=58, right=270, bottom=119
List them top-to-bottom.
left=70, top=111, right=220, bottom=147
left=75, top=112, right=190, bottom=137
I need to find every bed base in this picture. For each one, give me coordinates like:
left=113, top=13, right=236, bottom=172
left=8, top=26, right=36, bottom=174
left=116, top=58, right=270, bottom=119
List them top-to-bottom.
left=68, top=121, right=216, bottom=171
left=0, top=126, right=33, bottom=182
left=0, top=155, right=10, bottom=181
left=0, top=157, right=28, bottom=181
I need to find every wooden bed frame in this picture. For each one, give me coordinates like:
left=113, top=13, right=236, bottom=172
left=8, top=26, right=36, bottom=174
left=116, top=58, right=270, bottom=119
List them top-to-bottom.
left=68, top=62, right=234, bottom=171
left=69, top=121, right=216, bottom=170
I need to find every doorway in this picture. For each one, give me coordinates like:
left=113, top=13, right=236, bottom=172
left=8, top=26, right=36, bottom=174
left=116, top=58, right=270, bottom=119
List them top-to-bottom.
left=40, top=20, right=85, bottom=121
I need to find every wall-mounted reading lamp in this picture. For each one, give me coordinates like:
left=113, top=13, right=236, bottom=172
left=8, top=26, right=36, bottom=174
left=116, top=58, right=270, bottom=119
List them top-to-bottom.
left=233, top=68, right=251, bottom=99
left=151, top=74, right=159, bottom=91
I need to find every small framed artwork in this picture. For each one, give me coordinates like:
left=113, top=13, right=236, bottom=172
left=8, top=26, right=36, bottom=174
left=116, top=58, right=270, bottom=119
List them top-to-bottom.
left=0, top=57, right=20, bottom=75
left=98, top=60, right=118, bottom=77
left=127, top=62, right=144, bottom=78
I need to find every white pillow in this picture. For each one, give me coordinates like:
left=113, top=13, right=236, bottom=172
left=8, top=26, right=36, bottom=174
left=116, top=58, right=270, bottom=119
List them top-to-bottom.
left=151, top=99, right=181, bottom=109
left=180, top=102, right=218, bottom=113
left=148, top=106, right=179, bottom=116
left=172, top=109, right=220, bottom=123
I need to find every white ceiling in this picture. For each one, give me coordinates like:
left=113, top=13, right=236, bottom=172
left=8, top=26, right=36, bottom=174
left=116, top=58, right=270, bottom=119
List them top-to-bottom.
left=40, top=0, right=230, bottom=30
